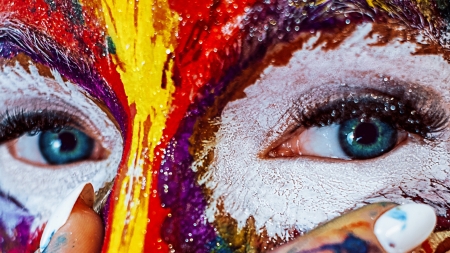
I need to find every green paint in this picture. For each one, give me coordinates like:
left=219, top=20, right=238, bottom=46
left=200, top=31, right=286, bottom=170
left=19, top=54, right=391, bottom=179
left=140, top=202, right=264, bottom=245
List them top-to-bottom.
left=44, top=0, right=57, bottom=11
left=70, top=0, right=85, bottom=25
left=436, top=0, right=450, bottom=23
left=107, top=36, right=117, bottom=54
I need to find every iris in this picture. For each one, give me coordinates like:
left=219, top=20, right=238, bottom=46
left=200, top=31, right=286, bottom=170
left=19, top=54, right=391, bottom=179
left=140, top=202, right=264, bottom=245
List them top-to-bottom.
left=339, top=118, right=397, bottom=159
left=38, top=127, right=94, bottom=165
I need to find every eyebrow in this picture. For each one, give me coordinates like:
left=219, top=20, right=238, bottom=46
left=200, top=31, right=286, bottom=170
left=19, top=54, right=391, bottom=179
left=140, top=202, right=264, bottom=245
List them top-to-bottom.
left=231, top=0, right=450, bottom=70
left=242, top=0, right=448, bottom=42
left=0, top=21, right=128, bottom=133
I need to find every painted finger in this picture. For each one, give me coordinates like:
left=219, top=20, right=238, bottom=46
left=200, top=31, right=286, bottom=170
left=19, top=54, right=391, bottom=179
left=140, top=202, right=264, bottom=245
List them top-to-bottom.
left=38, top=183, right=103, bottom=253
left=270, top=202, right=436, bottom=253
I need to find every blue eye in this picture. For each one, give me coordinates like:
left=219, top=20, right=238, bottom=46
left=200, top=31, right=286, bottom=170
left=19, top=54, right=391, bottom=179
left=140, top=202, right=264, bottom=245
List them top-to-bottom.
left=338, top=118, right=398, bottom=159
left=38, top=128, right=94, bottom=165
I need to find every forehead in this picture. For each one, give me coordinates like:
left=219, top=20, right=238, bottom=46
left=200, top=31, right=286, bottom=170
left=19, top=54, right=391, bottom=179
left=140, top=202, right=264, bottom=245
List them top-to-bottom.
left=0, top=0, right=448, bottom=132
left=0, top=0, right=129, bottom=133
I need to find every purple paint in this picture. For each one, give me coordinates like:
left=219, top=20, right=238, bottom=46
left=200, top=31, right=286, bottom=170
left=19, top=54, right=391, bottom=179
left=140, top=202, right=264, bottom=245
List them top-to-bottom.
left=157, top=0, right=435, bottom=250
left=0, top=25, right=128, bottom=136
left=0, top=195, right=35, bottom=253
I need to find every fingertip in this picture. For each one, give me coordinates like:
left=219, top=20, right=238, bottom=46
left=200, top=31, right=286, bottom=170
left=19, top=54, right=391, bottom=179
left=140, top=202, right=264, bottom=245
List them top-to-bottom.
left=44, top=197, right=104, bottom=253
left=374, top=203, right=436, bottom=253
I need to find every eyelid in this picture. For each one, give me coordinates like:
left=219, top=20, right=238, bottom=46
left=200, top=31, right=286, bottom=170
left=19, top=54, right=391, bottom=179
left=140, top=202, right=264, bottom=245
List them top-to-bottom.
left=262, top=82, right=448, bottom=158
left=287, top=85, right=448, bottom=139
left=0, top=98, right=106, bottom=144
left=0, top=99, right=113, bottom=167
left=267, top=124, right=409, bottom=160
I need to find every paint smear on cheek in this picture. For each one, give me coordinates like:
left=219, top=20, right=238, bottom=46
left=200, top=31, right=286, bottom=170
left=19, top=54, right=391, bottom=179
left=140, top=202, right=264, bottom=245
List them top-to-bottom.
left=200, top=24, right=450, bottom=240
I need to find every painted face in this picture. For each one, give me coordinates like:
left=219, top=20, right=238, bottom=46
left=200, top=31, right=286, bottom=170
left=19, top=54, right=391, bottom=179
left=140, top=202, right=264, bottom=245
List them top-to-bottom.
left=1, top=0, right=450, bottom=252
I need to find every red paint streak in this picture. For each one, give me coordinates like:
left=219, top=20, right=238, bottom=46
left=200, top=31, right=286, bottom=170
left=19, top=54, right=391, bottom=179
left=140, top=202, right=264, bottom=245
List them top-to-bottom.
left=0, top=0, right=104, bottom=61
left=142, top=0, right=259, bottom=249
left=144, top=0, right=258, bottom=250
left=165, top=0, right=257, bottom=136
left=95, top=56, right=131, bottom=134
left=101, top=103, right=135, bottom=253
left=144, top=142, right=170, bottom=252
left=26, top=227, right=42, bottom=253
left=421, top=240, right=433, bottom=253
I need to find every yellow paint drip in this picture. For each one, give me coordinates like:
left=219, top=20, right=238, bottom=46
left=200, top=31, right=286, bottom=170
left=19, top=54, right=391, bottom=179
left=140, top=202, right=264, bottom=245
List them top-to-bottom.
left=100, top=0, right=178, bottom=252
left=364, top=0, right=394, bottom=12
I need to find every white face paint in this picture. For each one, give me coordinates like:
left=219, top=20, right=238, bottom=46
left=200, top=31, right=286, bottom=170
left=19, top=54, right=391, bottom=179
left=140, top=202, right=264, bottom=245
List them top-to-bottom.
left=200, top=23, right=450, bottom=239
left=0, top=59, right=122, bottom=228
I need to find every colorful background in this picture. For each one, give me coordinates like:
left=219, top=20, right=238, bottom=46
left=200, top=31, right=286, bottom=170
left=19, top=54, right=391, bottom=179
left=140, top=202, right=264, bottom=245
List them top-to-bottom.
left=1, top=0, right=450, bottom=252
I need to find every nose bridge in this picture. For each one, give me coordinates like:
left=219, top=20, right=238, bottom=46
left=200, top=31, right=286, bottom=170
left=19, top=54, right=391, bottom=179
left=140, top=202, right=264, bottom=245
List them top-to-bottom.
left=100, top=0, right=178, bottom=252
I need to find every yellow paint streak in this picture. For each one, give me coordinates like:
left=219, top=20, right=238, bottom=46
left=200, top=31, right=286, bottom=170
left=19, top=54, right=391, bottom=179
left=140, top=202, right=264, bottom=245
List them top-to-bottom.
left=100, top=0, right=178, bottom=252
left=365, top=0, right=395, bottom=12
left=366, top=0, right=375, bottom=8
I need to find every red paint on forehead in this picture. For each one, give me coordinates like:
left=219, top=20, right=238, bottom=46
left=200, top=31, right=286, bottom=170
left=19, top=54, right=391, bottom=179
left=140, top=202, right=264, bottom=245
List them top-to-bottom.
left=0, top=0, right=129, bottom=132
left=1, top=0, right=254, bottom=251
left=144, top=0, right=256, bottom=249
left=164, top=0, right=256, bottom=133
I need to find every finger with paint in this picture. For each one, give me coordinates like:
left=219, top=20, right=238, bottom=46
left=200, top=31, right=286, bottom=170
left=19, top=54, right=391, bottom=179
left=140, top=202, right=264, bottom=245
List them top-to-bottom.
left=37, top=183, right=103, bottom=253
left=270, top=203, right=436, bottom=253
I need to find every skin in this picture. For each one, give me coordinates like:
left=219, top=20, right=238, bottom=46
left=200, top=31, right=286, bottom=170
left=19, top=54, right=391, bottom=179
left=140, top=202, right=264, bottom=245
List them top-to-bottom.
left=0, top=0, right=446, bottom=253
left=203, top=22, right=450, bottom=237
left=0, top=56, right=122, bottom=227
left=45, top=198, right=103, bottom=253
left=269, top=202, right=399, bottom=253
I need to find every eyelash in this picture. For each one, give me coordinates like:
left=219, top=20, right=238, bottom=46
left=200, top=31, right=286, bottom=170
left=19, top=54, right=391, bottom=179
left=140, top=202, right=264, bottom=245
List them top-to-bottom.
left=289, top=89, right=448, bottom=139
left=0, top=109, right=82, bottom=144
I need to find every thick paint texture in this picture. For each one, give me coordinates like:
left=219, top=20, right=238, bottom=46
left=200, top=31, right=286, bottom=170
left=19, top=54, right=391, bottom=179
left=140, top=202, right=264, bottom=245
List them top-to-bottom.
left=2, top=0, right=450, bottom=252
left=100, top=0, right=178, bottom=251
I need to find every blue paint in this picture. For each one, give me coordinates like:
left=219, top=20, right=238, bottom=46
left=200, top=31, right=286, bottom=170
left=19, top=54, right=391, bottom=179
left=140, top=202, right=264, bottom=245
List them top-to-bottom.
left=387, top=208, right=407, bottom=230
left=41, top=231, right=55, bottom=253
left=300, top=233, right=369, bottom=253
left=206, top=236, right=233, bottom=253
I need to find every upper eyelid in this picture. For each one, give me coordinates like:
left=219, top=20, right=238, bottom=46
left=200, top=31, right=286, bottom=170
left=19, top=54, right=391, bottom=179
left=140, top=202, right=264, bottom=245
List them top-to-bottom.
left=287, top=83, right=448, bottom=139
left=260, top=85, right=448, bottom=159
left=290, top=87, right=448, bottom=138
left=0, top=98, right=101, bottom=145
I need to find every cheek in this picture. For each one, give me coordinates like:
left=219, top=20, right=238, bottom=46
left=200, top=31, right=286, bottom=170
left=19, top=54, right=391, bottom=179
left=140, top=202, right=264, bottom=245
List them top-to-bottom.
left=197, top=43, right=450, bottom=239
left=0, top=63, right=123, bottom=240
left=205, top=112, right=450, bottom=239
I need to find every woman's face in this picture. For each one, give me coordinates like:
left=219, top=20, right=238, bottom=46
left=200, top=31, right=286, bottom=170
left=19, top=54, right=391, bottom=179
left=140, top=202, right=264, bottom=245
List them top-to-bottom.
left=2, top=0, right=450, bottom=252
left=201, top=22, right=450, bottom=239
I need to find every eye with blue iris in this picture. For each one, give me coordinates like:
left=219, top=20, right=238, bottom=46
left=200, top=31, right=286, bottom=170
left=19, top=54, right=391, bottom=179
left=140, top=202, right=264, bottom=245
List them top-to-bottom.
left=267, top=88, right=448, bottom=160
left=0, top=110, right=106, bottom=166
left=268, top=117, right=408, bottom=160
left=338, top=118, right=398, bottom=159
left=12, top=126, right=98, bottom=166
left=38, top=127, right=95, bottom=165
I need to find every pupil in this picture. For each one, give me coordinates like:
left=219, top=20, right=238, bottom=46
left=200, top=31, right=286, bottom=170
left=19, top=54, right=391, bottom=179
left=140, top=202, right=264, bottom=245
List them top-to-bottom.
left=354, top=122, right=378, bottom=145
left=58, top=132, right=78, bottom=152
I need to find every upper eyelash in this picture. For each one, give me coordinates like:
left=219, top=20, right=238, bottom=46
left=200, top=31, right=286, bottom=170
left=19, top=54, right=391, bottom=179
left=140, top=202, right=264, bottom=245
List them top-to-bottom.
left=289, top=88, right=448, bottom=139
left=0, top=109, right=81, bottom=144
